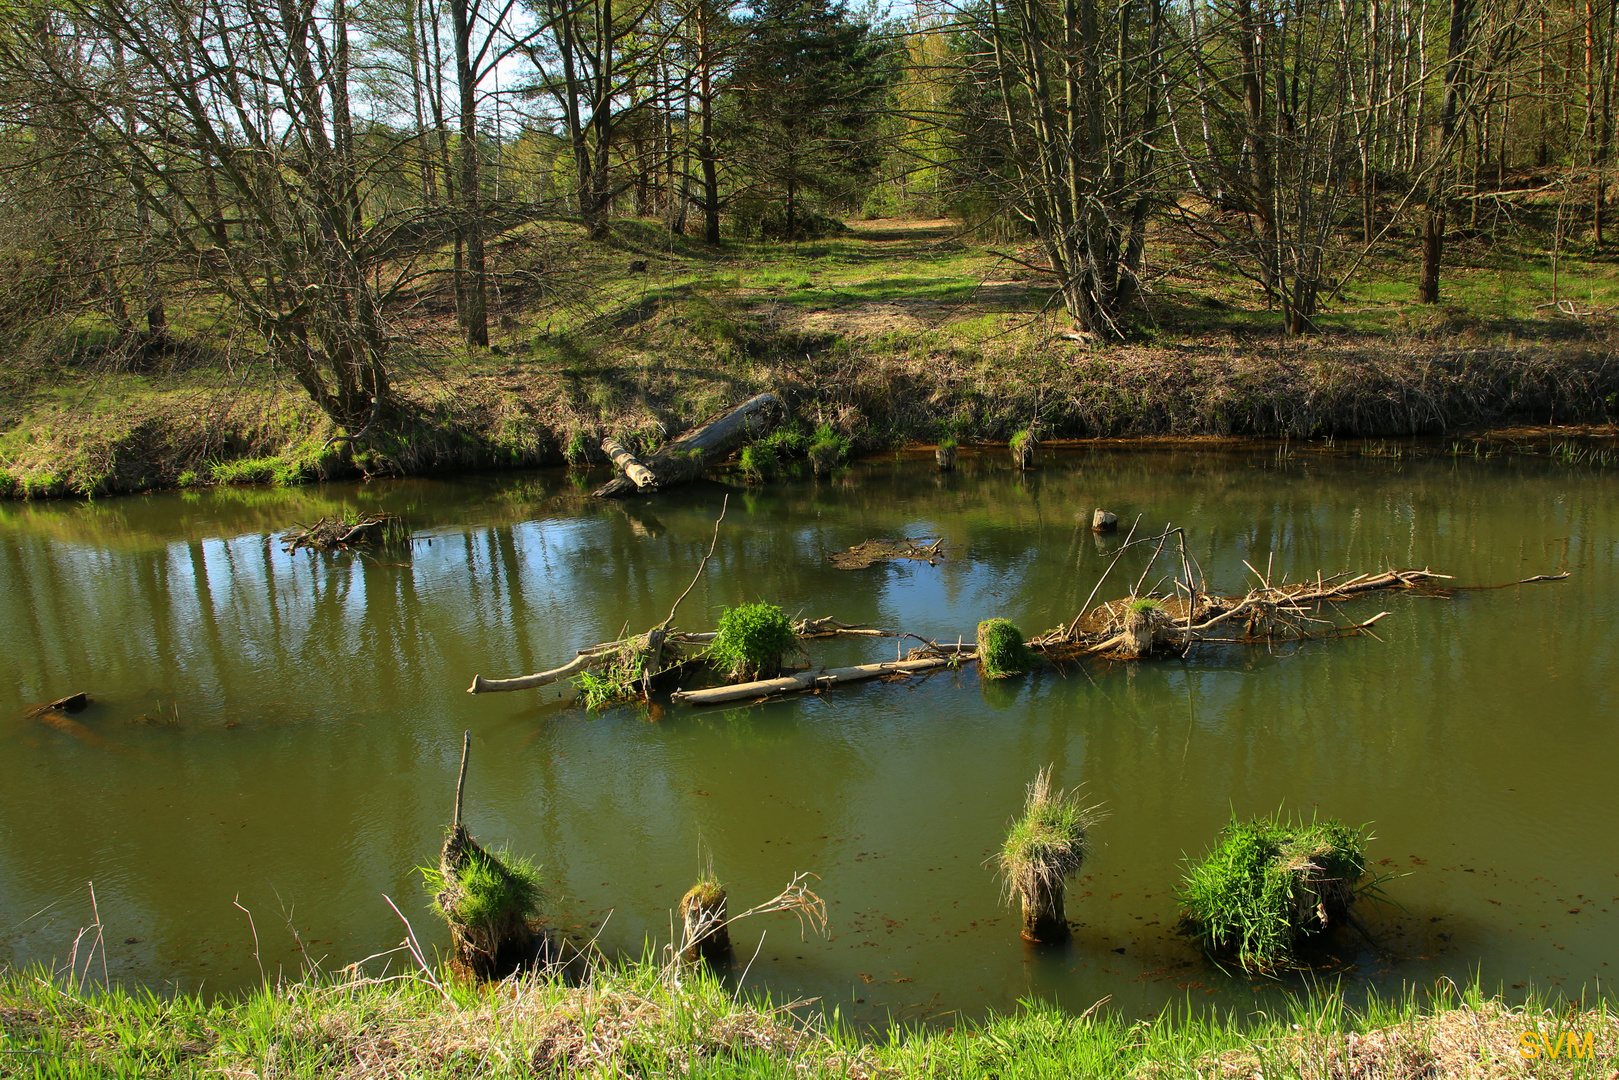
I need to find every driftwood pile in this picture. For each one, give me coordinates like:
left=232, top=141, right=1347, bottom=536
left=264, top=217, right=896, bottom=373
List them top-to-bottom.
left=467, top=506, right=1568, bottom=709
left=282, top=513, right=403, bottom=552
left=827, top=537, right=947, bottom=570
left=1029, top=568, right=1448, bottom=660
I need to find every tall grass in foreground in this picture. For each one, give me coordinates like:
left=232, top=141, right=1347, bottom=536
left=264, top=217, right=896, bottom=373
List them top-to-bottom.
left=1, top=962, right=1615, bottom=1078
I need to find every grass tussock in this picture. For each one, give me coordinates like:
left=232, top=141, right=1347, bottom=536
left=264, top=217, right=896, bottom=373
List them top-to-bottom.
left=708, top=602, right=798, bottom=682
left=976, top=618, right=1040, bottom=679
left=998, top=767, right=1100, bottom=908
left=1179, top=812, right=1373, bottom=972
left=422, top=827, right=545, bottom=980
left=5, top=963, right=1612, bottom=1078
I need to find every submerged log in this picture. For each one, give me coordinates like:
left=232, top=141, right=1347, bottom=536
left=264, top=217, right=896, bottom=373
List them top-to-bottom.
left=593, top=393, right=780, bottom=498
left=601, top=437, right=658, bottom=490
left=671, top=655, right=961, bottom=706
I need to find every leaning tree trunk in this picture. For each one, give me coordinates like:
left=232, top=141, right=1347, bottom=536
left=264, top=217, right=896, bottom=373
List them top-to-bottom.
left=593, top=393, right=780, bottom=497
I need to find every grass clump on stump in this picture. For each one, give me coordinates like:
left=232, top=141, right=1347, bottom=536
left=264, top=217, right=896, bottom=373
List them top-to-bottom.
left=1010, top=426, right=1037, bottom=469
left=936, top=435, right=957, bottom=471
left=1122, top=597, right=1170, bottom=658
left=709, top=601, right=797, bottom=682
left=976, top=618, right=1039, bottom=678
left=422, top=732, right=546, bottom=980
left=997, top=767, right=1099, bottom=943
left=1179, top=812, right=1371, bottom=971
left=423, top=832, right=544, bottom=980
left=678, top=876, right=732, bottom=967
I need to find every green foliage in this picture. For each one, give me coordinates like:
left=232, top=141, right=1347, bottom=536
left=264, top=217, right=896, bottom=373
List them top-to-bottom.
left=807, top=423, right=850, bottom=475
left=565, top=432, right=590, bottom=468
left=937, top=434, right=959, bottom=452
left=739, top=443, right=780, bottom=483
left=208, top=456, right=282, bottom=485
left=175, top=469, right=201, bottom=488
left=1127, top=597, right=1165, bottom=615
left=708, top=602, right=798, bottom=681
left=976, top=618, right=1038, bottom=679
left=571, top=640, right=651, bottom=709
left=998, top=767, right=1097, bottom=900
left=1179, top=812, right=1371, bottom=970
left=421, top=844, right=544, bottom=928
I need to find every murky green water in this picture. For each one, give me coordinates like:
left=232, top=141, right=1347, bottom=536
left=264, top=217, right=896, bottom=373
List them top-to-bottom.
left=2, top=448, right=1616, bottom=1023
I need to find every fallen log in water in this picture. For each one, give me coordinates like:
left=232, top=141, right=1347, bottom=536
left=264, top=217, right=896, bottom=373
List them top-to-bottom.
left=594, top=393, right=780, bottom=498
left=601, top=437, right=658, bottom=490
left=466, top=619, right=896, bottom=695
left=671, top=656, right=965, bottom=706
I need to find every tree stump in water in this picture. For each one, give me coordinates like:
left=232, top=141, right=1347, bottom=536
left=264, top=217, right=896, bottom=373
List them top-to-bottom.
left=936, top=444, right=957, bottom=471
left=1092, top=509, right=1118, bottom=533
left=1121, top=602, right=1168, bottom=658
left=435, top=825, right=541, bottom=980
left=1020, top=877, right=1069, bottom=944
left=679, top=880, right=732, bottom=966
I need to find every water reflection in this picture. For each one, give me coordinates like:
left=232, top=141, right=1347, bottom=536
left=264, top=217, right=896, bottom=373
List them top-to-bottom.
left=1, top=449, right=1615, bottom=1023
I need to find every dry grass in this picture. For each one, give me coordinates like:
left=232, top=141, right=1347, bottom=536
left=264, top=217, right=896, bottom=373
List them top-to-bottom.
left=4, top=962, right=1615, bottom=1078
left=1211, top=1000, right=1619, bottom=1080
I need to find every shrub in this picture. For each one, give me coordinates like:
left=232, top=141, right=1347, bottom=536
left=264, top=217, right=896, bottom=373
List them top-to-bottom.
left=807, top=423, right=849, bottom=475
left=709, top=602, right=797, bottom=682
left=977, top=618, right=1039, bottom=678
left=1179, top=813, right=1371, bottom=970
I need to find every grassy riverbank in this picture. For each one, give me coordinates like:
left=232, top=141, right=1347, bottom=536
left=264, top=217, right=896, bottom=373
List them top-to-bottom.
left=5, top=219, right=1619, bottom=499
left=2, top=963, right=1614, bottom=1078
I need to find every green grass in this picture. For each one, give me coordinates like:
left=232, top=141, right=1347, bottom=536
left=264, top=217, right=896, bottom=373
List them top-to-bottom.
left=708, top=602, right=798, bottom=682
left=976, top=618, right=1039, bottom=679
left=998, top=767, right=1098, bottom=903
left=1179, top=812, right=1372, bottom=972
left=421, top=843, right=544, bottom=929
left=4, top=962, right=1614, bottom=1079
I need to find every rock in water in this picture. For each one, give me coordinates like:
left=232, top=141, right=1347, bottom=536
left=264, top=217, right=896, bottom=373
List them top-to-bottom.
left=1092, top=509, right=1118, bottom=533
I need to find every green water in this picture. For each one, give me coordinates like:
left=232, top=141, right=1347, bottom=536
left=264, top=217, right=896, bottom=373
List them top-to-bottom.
left=2, top=449, right=1615, bottom=1024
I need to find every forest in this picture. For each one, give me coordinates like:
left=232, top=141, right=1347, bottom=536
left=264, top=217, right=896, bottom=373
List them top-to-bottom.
left=3, top=0, right=1619, bottom=494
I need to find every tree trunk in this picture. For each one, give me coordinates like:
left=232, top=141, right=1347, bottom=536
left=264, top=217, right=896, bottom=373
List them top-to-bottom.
left=452, top=0, right=488, bottom=346
left=593, top=392, right=781, bottom=497
left=1020, top=878, right=1068, bottom=943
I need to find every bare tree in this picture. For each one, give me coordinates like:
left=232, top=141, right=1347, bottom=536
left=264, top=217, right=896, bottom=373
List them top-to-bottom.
left=0, top=0, right=439, bottom=426
left=944, top=0, right=1169, bottom=336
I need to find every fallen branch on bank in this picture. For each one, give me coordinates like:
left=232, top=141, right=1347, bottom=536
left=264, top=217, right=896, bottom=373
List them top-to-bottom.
left=593, top=393, right=781, bottom=498
left=601, top=437, right=658, bottom=490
